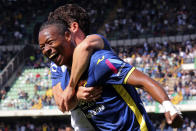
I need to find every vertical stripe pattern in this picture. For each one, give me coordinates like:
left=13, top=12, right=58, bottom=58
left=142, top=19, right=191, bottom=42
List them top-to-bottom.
left=113, top=85, right=148, bottom=131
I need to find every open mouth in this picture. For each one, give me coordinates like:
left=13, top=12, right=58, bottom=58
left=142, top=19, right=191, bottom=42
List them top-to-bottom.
left=49, top=53, right=59, bottom=61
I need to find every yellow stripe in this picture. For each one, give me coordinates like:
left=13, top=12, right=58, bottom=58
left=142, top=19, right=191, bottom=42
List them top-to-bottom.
left=123, top=67, right=135, bottom=84
left=113, top=85, right=148, bottom=131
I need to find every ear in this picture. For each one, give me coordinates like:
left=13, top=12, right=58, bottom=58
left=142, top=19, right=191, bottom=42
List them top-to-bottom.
left=69, top=22, right=79, bottom=33
left=64, top=31, right=71, bottom=42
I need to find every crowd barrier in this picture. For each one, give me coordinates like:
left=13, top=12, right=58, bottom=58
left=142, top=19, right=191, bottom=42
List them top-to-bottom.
left=0, top=45, right=34, bottom=88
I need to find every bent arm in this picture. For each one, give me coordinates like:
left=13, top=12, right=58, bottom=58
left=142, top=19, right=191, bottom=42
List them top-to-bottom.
left=63, top=35, right=104, bottom=111
left=68, top=35, right=104, bottom=89
left=126, top=69, right=169, bottom=104
left=52, top=83, right=102, bottom=112
left=53, top=83, right=79, bottom=112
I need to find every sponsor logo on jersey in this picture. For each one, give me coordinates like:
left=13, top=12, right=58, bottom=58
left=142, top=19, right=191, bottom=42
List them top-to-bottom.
left=97, top=56, right=105, bottom=64
left=51, top=63, right=57, bottom=72
left=78, top=100, right=105, bottom=118
left=86, top=104, right=105, bottom=118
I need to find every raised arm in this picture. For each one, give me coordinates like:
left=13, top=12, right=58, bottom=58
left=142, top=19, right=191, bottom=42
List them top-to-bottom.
left=126, top=69, right=183, bottom=128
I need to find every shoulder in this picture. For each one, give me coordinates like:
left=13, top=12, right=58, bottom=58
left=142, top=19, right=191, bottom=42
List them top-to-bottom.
left=86, top=34, right=108, bottom=44
left=87, top=34, right=103, bottom=39
left=87, top=34, right=112, bottom=50
left=87, top=34, right=107, bottom=43
left=90, top=50, right=119, bottom=68
left=92, top=50, right=117, bottom=60
left=50, top=62, right=68, bottom=77
left=50, top=62, right=70, bottom=88
left=50, top=62, right=58, bottom=72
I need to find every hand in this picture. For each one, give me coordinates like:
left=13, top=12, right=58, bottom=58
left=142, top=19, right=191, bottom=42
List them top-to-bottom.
left=52, top=83, right=66, bottom=112
left=62, top=86, right=78, bottom=111
left=76, top=86, right=102, bottom=101
left=162, top=101, right=183, bottom=128
left=164, top=112, right=183, bottom=128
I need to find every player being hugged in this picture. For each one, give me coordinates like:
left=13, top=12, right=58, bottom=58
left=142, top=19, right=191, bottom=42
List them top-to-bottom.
left=38, top=4, right=183, bottom=131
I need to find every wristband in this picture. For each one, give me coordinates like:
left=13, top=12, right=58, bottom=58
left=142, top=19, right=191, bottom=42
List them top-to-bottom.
left=162, top=101, right=181, bottom=116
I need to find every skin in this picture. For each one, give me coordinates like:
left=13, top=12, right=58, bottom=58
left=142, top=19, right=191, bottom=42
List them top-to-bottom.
left=58, top=21, right=105, bottom=111
left=68, top=22, right=104, bottom=89
left=39, top=24, right=183, bottom=128
left=39, top=24, right=104, bottom=111
left=39, top=25, right=74, bottom=68
left=39, top=25, right=79, bottom=111
left=127, top=69, right=183, bottom=128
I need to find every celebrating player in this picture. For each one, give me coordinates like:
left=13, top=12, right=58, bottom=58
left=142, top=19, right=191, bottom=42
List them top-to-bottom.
left=47, top=4, right=109, bottom=113
left=38, top=17, right=183, bottom=130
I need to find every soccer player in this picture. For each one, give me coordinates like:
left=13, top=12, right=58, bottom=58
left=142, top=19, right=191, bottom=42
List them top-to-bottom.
left=46, top=4, right=113, bottom=130
left=47, top=4, right=109, bottom=112
left=38, top=19, right=183, bottom=130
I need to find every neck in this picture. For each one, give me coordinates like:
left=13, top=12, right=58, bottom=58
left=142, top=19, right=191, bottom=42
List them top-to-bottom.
left=74, top=30, right=86, bottom=45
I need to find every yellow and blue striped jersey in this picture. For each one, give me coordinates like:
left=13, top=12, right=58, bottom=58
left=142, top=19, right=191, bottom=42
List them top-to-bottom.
left=50, top=34, right=155, bottom=130
left=78, top=50, right=155, bottom=131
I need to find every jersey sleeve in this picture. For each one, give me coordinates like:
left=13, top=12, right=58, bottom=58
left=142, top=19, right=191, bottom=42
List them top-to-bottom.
left=96, top=34, right=111, bottom=50
left=89, top=50, right=135, bottom=85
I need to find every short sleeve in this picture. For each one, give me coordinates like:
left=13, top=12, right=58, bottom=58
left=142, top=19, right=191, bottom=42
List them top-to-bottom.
left=96, top=34, right=112, bottom=50
left=90, top=50, right=135, bottom=85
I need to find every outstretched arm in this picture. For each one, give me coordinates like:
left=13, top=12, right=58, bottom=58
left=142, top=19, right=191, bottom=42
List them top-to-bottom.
left=63, top=35, right=104, bottom=111
left=126, top=69, right=183, bottom=128
left=127, top=69, right=169, bottom=103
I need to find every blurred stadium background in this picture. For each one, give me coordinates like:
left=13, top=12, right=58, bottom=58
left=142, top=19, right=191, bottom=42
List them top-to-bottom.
left=0, top=0, right=196, bottom=130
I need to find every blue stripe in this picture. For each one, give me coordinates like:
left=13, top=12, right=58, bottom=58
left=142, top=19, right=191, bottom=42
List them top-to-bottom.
left=108, top=59, right=123, bottom=64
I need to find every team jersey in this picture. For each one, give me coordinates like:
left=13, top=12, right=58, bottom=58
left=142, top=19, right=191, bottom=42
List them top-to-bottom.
left=50, top=34, right=155, bottom=131
left=50, top=34, right=112, bottom=131
left=51, top=34, right=112, bottom=89
left=76, top=50, right=155, bottom=131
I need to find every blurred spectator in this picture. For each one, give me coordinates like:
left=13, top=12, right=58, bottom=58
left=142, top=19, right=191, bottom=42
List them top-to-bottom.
left=0, top=0, right=57, bottom=45
left=104, top=0, right=196, bottom=39
left=0, top=1, right=196, bottom=130
left=1, top=39, right=195, bottom=110
left=113, top=39, right=196, bottom=106
left=0, top=50, right=17, bottom=72
left=0, top=89, right=6, bottom=100
left=18, top=90, right=28, bottom=100
left=0, top=116, right=195, bottom=130
left=0, top=120, right=75, bottom=131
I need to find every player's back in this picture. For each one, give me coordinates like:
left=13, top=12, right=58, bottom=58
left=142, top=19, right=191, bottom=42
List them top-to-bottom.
left=77, top=50, right=155, bottom=131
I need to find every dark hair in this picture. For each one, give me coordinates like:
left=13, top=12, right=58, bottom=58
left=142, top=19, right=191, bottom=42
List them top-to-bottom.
left=48, top=4, right=90, bottom=35
left=39, top=20, right=70, bottom=35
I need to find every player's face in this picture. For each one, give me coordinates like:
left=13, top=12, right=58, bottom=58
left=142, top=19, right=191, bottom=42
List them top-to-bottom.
left=39, top=25, right=75, bottom=67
